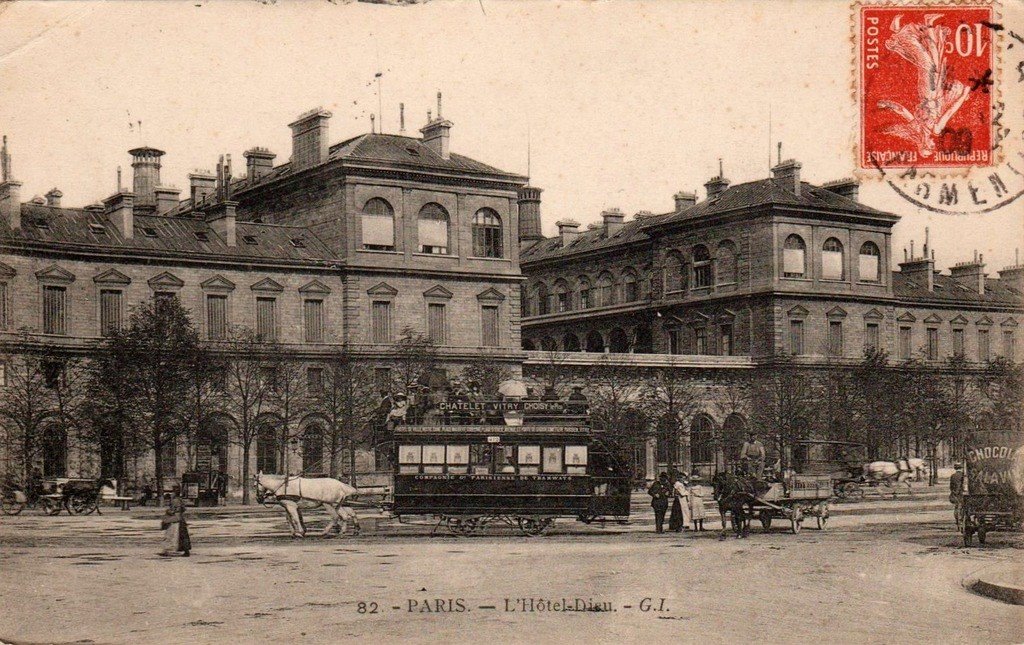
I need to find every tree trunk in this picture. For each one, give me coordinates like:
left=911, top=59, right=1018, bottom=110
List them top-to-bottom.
left=348, top=436, right=357, bottom=487
left=153, top=443, right=164, bottom=504
left=241, top=443, right=252, bottom=505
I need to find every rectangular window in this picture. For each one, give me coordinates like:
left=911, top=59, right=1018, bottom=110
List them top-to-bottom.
left=361, top=214, right=395, bottom=250
left=472, top=224, right=502, bottom=258
left=783, top=249, right=805, bottom=277
left=822, top=250, right=844, bottom=280
left=859, top=253, right=880, bottom=282
left=693, top=263, right=712, bottom=289
left=625, top=280, right=640, bottom=302
left=0, top=281, right=8, bottom=329
left=42, top=285, right=67, bottom=335
left=580, top=287, right=591, bottom=309
left=100, top=289, right=123, bottom=337
left=206, top=294, right=228, bottom=340
left=256, top=297, right=277, bottom=341
left=303, top=299, right=324, bottom=343
left=371, top=301, right=392, bottom=343
left=427, top=303, right=447, bottom=345
left=481, top=305, right=500, bottom=347
left=790, top=320, right=804, bottom=355
left=828, top=321, right=844, bottom=356
left=865, top=322, right=879, bottom=352
left=720, top=324, right=733, bottom=356
left=899, top=326, right=912, bottom=360
left=694, top=327, right=707, bottom=355
left=669, top=328, right=682, bottom=355
left=927, top=328, right=939, bottom=361
left=952, top=328, right=965, bottom=356
left=978, top=329, right=990, bottom=362
left=1004, top=330, right=1015, bottom=360
left=0, top=362, right=6, bottom=387
left=306, top=367, right=324, bottom=394
left=374, top=367, right=392, bottom=392
left=446, top=445, right=469, bottom=475
left=565, top=445, right=588, bottom=474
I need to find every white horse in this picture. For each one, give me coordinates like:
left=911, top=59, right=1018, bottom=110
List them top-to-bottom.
left=862, top=458, right=927, bottom=490
left=254, top=472, right=360, bottom=538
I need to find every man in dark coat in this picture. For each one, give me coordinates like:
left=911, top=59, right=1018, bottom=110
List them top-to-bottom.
left=648, top=473, right=671, bottom=533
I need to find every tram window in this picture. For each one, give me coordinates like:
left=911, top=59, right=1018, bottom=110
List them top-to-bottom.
left=470, top=444, right=492, bottom=475
left=399, top=445, right=421, bottom=474
left=422, top=445, right=445, bottom=474
left=446, top=445, right=469, bottom=474
left=495, top=445, right=516, bottom=474
left=518, top=445, right=540, bottom=475
left=565, top=445, right=588, bottom=474
left=543, top=447, right=564, bottom=473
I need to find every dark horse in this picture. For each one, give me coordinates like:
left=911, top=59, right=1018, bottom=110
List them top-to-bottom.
left=711, top=472, right=770, bottom=539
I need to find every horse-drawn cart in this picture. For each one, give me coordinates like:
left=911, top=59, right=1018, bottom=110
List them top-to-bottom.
left=961, top=428, right=1024, bottom=546
left=754, top=474, right=833, bottom=533
left=40, top=478, right=108, bottom=516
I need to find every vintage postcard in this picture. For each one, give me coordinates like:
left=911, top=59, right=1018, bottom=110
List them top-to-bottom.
left=0, top=1, right=1021, bottom=643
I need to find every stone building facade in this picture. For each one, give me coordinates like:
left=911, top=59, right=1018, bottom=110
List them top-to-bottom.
left=0, top=101, right=531, bottom=495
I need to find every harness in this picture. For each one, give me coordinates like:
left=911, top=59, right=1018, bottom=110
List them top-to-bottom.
left=258, top=474, right=303, bottom=504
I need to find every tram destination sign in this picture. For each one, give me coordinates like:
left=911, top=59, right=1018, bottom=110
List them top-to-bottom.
left=438, top=400, right=576, bottom=414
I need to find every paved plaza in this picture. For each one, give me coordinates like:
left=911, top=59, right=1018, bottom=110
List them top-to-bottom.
left=1, top=489, right=1021, bottom=644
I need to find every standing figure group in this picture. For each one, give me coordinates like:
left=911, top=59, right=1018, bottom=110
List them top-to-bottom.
left=648, top=472, right=707, bottom=533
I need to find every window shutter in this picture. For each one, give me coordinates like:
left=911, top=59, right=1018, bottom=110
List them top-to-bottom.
left=361, top=214, right=395, bottom=248
left=419, top=219, right=448, bottom=249
left=783, top=249, right=805, bottom=275
left=822, top=251, right=844, bottom=279
left=858, top=254, right=879, bottom=281
left=42, top=286, right=67, bottom=335
left=100, top=290, right=123, bottom=337
left=256, top=297, right=277, bottom=341
left=304, top=299, right=324, bottom=343
left=372, top=301, right=392, bottom=343
left=428, top=303, right=446, bottom=344
left=481, top=305, right=499, bottom=347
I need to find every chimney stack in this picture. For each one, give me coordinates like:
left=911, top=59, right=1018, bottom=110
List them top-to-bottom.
left=420, top=92, right=453, bottom=159
left=399, top=103, right=406, bottom=134
left=288, top=108, right=332, bottom=171
left=129, top=147, right=165, bottom=210
left=244, top=147, right=276, bottom=183
left=771, top=158, right=802, bottom=196
left=189, top=170, right=217, bottom=207
left=822, top=178, right=859, bottom=202
left=0, top=180, right=22, bottom=230
left=517, top=185, right=544, bottom=245
left=154, top=186, right=181, bottom=215
left=44, top=188, right=62, bottom=208
left=103, top=191, right=135, bottom=239
left=674, top=191, right=697, bottom=211
left=206, top=200, right=237, bottom=247
left=601, top=207, right=624, bottom=236
left=556, top=219, right=581, bottom=247
left=899, top=239, right=935, bottom=291
left=998, top=250, right=1024, bottom=290
left=949, top=251, right=987, bottom=295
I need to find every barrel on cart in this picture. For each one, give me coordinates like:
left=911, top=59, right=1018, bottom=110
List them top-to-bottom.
left=388, top=400, right=631, bottom=536
left=961, top=428, right=1024, bottom=546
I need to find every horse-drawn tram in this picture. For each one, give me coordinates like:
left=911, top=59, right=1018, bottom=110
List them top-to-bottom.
left=388, top=401, right=631, bottom=536
left=961, top=428, right=1024, bottom=546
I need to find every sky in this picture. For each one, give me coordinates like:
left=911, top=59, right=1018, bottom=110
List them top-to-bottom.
left=0, top=0, right=1019, bottom=272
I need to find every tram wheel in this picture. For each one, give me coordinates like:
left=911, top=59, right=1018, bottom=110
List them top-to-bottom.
left=517, top=517, right=552, bottom=537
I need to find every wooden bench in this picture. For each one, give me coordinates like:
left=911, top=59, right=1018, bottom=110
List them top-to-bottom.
left=102, top=495, right=133, bottom=510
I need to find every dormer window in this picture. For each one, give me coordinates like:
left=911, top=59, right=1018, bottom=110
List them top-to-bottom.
left=406, top=147, right=420, bottom=156
left=33, top=220, right=50, bottom=230
left=88, top=223, right=107, bottom=236
left=141, top=227, right=158, bottom=238
left=193, top=231, right=210, bottom=242
left=242, top=235, right=258, bottom=245
left=290, top=238, right=307, bottom=248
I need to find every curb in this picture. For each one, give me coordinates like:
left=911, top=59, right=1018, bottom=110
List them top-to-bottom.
left=964, top=565, right=1024, bottom=606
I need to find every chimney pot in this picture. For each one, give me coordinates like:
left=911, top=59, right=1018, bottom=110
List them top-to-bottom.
left=288, top=108, right=332, bottom=171
left=243, top=147, right=277, bottom=182
left=771, top=158, right=802, bottom=196
left=704, top=175, right=730, bottom=199
left=822, top=177, right=859, bottom=202
left=517, top=185, right=544, bottom=244
left=44, top=188, right=63, bottom=207
left=601, top=207, right=625, bottom=236
left=556, top=218, right=581, bottom=247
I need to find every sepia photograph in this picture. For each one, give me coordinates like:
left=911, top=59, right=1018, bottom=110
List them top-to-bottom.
left=0, top=0, right=1021, bottom=642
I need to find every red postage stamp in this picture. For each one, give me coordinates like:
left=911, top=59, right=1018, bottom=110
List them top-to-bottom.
left=859, top=3, right=995, bottom=169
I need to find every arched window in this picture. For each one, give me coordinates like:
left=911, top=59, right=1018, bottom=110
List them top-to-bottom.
left=361, top=198, right=395, bottom=251
left=418, top=203, right=450, bottom=254
left=472, top=208, right=503, bottom=258
left=783, top=234, right=806, bottom=277
left=822, top=238, right=845, bottom=280
left=717, top=240, right=738, bottom=285
left=859, top=241, right=881, bottom=282
left=692, top=245, right=713, bottom=288
left=665, top=250, right=687, bottom=292
left=620, top=270, right=637, bottom=302
left=597, top=273, right=615, bottom=307
left=577, top=276, right=593, bottom=309
left=554, top=279, right=572, bottom=313
left=535, top=282, right=550, bottom=316
left=609, top=328, right=629, bottom=352
left=585, top=330, right=605, bottom=353
left=563, top=332, right=581, bottom=352
left=540, top=337, right=558, bottom=351
left=522, top=339, right=537, bottom=351
left=690, top=416, right=715, bottom=464
left=196, top=422, right=229, bottom=476
left=257, top=422, right=279, bottom=474
left=302, top=424, right=325, bottom=474
left=41, top=426, right=67, bottom=478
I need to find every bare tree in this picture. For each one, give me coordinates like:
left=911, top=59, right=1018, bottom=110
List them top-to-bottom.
left=390, top=327, right=438, bottom=395
left=0, top=334, right=57, bottom=482
left=316, top=353, right=378, bottom=484
left=749, top=358, right=818, bottom=470
left=583, top=360, right=649, bottom=481
left=461, top=361, right=514, bottom=397
left=639, top=367, right=702, bottom=474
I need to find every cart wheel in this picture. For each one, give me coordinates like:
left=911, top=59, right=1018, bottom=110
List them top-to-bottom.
left=841, top=482, right=863, bottom=500
left=1, top=495, right=24, bottom=516
left=69, top=495, right=91, bottom=515
left=41, top=498, right=61, bottom=516
left=759, top=510, right=772, bottom=530
left=518, top=517, right=552, bottom=537
left=977, top=525, right=987, bottom=545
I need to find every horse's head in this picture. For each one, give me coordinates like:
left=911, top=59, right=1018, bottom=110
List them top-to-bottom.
left=254, top=472, right=269, bottom=504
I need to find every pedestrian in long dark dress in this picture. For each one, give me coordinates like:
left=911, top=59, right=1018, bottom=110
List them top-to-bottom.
left=648, top=473, right=671, bottom=533
left=668, top=473, right=686, bottom=532
left=161, top=486, right=191, bottom=557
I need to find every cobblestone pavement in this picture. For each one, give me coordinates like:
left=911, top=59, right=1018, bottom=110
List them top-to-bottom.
left=0, top=490, right=1021, bottom=644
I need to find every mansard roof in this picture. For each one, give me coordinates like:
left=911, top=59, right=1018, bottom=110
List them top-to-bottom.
left=2, top=203, right=336, bottom=263
left=893, top=271, right=1021, bottom=306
